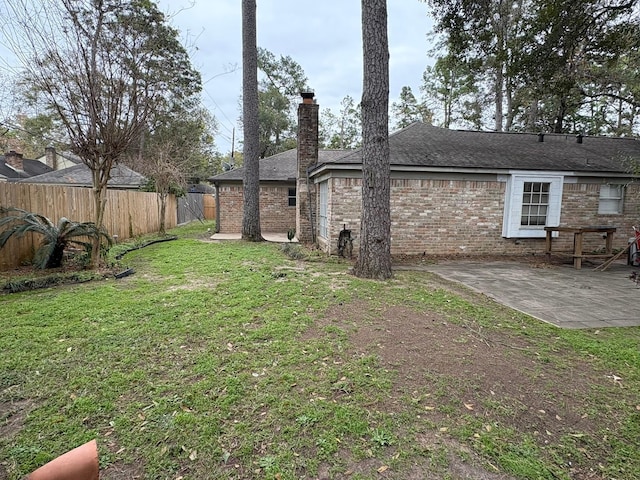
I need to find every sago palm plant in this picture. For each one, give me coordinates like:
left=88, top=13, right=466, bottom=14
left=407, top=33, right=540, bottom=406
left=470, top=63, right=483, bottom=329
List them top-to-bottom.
left=0, top=207, right=112, bottom=269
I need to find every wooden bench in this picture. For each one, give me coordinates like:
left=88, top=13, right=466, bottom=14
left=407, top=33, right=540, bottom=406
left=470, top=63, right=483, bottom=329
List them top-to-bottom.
left=544, top=226, right=616, bottom=269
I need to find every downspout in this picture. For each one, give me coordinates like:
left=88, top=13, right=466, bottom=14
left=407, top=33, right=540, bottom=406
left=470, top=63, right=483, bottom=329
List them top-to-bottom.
left=306, top=166, right=316, bottom=244
left=213, top=181, right=221, bottom=233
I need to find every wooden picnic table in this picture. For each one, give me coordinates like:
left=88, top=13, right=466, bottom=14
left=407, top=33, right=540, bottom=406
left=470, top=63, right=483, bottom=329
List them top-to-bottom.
left=544, top=226, right=616, bottom=270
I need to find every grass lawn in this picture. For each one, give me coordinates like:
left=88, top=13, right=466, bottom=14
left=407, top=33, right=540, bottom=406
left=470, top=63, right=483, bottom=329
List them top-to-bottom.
left=1, top=221, right=639, bottom=480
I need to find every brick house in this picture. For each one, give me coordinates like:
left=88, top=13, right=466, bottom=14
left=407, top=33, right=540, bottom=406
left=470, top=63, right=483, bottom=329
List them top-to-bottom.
left=210, top=93, right=349, bottom=237
left=212, top=93, right=640, bottom=257
left=311, top=122, right=640, bottom=257
left=210, top=148, right=350, bottom=235
left=0, top=150, right=52, bottom=182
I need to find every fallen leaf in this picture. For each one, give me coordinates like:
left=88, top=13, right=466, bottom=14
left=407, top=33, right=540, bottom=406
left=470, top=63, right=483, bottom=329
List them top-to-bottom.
left=464, top=403, right=474, bottom=410
left=424, top=406, right=435, bottom=411
left=538, top=409, right=546, bottom=414
left=555, top=415, right=562, bottom=421
left=484, top=424, right=492, bottom=432
left=439, top=427, right=448, bottom=432
left=189, top=450, right=197, bottom=460
left=377, top=465, right=389, bottom=473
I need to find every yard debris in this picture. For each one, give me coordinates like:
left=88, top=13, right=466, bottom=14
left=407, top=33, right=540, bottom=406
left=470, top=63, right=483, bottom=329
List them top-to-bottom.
left=606, top=374, right=623, bottom=387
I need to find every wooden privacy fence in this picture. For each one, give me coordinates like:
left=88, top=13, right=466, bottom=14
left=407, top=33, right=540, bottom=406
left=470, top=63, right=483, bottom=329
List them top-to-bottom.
left=0, top=183, right=177, bottom=270
left=177, top=193, right=216, bottom=224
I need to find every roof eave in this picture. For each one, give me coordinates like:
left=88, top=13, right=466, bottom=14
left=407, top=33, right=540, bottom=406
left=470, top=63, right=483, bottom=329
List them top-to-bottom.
left=310, top=163, right=635, bottom=178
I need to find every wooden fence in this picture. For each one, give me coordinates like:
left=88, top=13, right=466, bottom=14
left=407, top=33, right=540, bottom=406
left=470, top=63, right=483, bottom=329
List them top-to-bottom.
left=0, top=183, right=177, bottom=270
left=203, top=194, right=216, bottom=220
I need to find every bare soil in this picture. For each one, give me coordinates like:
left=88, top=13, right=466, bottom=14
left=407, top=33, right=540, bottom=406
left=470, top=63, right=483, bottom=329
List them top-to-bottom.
left=308, top=293, right=633, bottom=479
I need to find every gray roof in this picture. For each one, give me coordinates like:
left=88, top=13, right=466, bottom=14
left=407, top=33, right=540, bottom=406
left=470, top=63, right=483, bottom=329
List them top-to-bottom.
left=316, top=123, right=640, bottom=174
left=209, top=149, right=351, bottom=182
left=34, top=150, right=83, bottom=165
left=0, top=156, right=53, bottom=179
left=19, top=163, right=146, bottom=188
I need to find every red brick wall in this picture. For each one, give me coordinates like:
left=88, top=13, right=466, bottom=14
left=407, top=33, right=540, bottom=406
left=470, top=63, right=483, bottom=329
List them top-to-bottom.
left=317, top=176, right=640, bottom=257
left=553, top=182, right=640, bottom=253
left=217, top=183, right=296, bottom=234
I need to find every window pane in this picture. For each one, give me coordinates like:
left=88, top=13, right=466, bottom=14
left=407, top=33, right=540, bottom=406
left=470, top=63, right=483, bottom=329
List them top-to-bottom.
left=521, top=182, right=551, bottom=226
left=599, top=185, right=624, bottom=214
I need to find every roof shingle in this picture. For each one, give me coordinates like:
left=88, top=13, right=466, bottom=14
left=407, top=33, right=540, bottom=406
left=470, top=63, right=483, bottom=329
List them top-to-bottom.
left=322, top=123, right=640, bottom=173
left=210, top=149, right=351, bottom=182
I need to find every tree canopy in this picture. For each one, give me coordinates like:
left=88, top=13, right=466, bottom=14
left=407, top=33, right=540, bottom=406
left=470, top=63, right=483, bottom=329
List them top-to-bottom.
left=2, top=0, right=203, bottom=265
left=424, top=0, right=640, bottom=135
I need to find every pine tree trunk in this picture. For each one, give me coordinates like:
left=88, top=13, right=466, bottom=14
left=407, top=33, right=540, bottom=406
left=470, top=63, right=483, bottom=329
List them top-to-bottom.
left=241, top=0, right=262, bottom=241
left=354, top=0, right=392, bottom=280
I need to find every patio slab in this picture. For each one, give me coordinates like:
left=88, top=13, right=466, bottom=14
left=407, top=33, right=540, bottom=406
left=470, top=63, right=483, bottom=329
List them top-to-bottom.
left=418, top=260, right=640, bottom=329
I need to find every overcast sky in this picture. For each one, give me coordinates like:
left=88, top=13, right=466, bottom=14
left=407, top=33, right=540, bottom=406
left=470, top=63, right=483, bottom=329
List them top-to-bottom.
left=158, top=1, right=436, bottom=154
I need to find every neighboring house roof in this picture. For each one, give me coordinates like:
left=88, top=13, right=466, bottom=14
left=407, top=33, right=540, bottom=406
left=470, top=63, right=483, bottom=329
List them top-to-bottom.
left=314, top=123, right=640, bottom=175
left=209, top=149, right=351, bottom=182
left=34, top=150, right=82, bottom=170
left=0, top=155, right=53, bottom=180
left=19, top=163, right=146, bottom=188
left=188, top=183, right=215, bottom=194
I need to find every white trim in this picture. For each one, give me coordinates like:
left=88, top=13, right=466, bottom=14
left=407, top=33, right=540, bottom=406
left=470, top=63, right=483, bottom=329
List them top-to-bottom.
left=502, top=174, right=564, bottom=238
left=319, top=181, right=328, bottom=239
left=598, top=184, right=624, bottom=214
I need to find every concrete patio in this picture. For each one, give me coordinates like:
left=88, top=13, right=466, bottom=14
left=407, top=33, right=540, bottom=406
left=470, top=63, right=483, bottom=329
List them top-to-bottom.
left=420, top=259, right=640, bottom=329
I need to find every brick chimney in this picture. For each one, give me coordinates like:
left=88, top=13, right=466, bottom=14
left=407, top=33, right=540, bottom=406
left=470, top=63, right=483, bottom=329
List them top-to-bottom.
left=296, top=92, right=319, bottom=244
left=45, top=145, right=58, bottom=169
left=5, top=150, right=24, bottom=171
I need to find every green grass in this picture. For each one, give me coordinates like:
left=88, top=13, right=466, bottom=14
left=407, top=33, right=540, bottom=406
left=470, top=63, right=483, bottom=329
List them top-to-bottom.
left=1, top=221, right=639, bottom=479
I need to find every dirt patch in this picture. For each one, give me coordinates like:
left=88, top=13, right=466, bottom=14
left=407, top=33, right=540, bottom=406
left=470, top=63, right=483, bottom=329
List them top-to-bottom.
left=311, top=300, right=628, bottom=479
left=0, top=398, right=32, bottom=480
left=0, top=399, right=31, bottom=442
